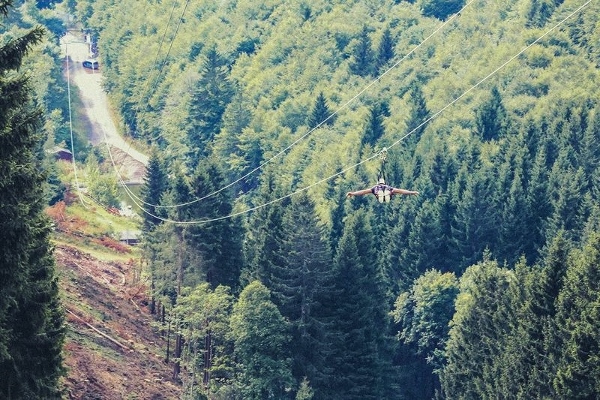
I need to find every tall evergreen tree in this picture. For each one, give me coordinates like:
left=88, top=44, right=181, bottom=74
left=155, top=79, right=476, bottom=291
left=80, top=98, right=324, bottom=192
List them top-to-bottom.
left=0, top=6, right=65, bottom=396
left=349, top=25, right=375, bottom=77
left=376, top=27, right=394, bottom=73
left=186, top=46, right=234, bottom=167
left=404, top=84, right=430, bottom=149
left=475, top=86, right=507, bottom=141
left=306, top=92, right=335, bottom=129
left=361, top=102, right=386, bottom=148
left=140, top=147, right=168, bottom=231
left=185, top=158, right=243, bottom=291
left=449, top=164, right=498, bottom=272
left=242, top=170, right=289, bottom=288
left=269, top=193, right=333, bottom=388
left=319, top=210, right=394, bottom=399
left=554, top=233, right=600, bottom=398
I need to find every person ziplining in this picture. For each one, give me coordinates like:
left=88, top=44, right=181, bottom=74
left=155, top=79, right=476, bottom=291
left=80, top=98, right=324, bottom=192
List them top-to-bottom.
left=346, top=148, right=418, bottom=203
left=346, top=178, right=419, bottom=203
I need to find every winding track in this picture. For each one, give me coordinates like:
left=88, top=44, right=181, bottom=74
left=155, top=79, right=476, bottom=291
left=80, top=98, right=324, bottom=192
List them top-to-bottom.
left=61, top=31, right=148, bottom=183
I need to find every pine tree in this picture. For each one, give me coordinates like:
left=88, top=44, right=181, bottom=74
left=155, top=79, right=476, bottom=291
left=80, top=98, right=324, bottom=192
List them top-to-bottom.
left=420, top=0, right=465, bottom=20
left=525, top=0, right=556, bottom=28
left=0, top=6, right=65, bottom=396
left=349, top=25, right=375, bottom=77
left=376, top=27, right=394, bottom=74
left=186, top=46, right=234, bottom=167
left=404, top=84, right=430, bottom=149
left=475, top=86, right=507, bottom=141
left=306, top=92, right=334, bottom=129
left=361, top=102, right=386, bottom=148
left=140, top=147, right=168, bottom=231
left=185, top=158, right=243, bottom=290
left=449, top=164, right=498, bottom=272
left=242, top=170, right=289, bottom=288
left=268, top=193, right=333, bottom=388
left=319, top=210, right=394, bottom=399
left=554, top=233, right=600, bottom=398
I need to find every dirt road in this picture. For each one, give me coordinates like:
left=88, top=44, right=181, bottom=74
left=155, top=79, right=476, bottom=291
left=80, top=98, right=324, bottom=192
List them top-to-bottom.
left=61, top=31, right=148, bottom=184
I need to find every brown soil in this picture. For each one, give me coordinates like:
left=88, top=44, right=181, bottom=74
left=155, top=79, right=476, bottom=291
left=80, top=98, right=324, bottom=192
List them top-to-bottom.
left=56, top=245, right=182, bottom=399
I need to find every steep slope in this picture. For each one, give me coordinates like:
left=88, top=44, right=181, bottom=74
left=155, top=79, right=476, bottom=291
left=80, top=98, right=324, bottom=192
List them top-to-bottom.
left=56, top=243, right=182, bottom=399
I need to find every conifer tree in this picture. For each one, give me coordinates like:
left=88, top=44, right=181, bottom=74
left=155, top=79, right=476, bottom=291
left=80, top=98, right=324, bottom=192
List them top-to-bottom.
left=420, top=0, right=465, bottom=20
left=525, top=0, right=556, bottom=28
left=0, top=5, right=65, bottom=396
left=349, top=25, right=375, bottom=77
left=376, top=27, right=394, bottom=74
left=186, top=46, right=234, bottom=168
left=404, top=84, right=430, bottom=149
left=475, top=86, right=507, bottom=141
left=306, top=92, right=334, bottom=129
left=362, top=102, right=386, bottom=148
left=140, top=148, right=168, bottom=231
left=186, top=158, right=243, bottom=290
left=242, top=170, right=289, bottom=288
left=268, top=193, right=333, bottom=388
left=320, top=210, right=394, bottom=399
left=554, top=233, right=600, bottom=398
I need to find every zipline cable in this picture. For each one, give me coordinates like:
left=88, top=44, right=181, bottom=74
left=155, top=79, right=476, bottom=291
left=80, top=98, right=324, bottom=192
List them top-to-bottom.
left=111, top=0, right=593, bottom=226
left=113, top=0, right=478, bottom=210
left=115, top=0, right=191, bottom=180
left=64, top=38, right=91, bottom=208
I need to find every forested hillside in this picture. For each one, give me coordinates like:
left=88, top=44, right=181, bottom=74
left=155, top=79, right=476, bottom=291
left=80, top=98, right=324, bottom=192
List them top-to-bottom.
left=6, top=0, right=600, bottom=398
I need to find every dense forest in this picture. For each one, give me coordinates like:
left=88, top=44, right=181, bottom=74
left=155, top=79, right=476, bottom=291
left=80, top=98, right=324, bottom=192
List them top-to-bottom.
left=2, top=0, right=600, bottom=398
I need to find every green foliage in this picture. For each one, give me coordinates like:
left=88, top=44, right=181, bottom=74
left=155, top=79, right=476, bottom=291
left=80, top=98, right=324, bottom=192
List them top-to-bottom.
left=65, top=0, right=600, bottom=397
left=419, top=0, right=465, bottom=20
left=0, top=3, right=65, bottom=396
left=349, top=25, right=375, bottom=77
left=376, top=27, right=394, bottom=73
left=186, top=46, right=235, bottom=166
left=475, top=86, right=507, bottom=141
left=307, top=92, right=335, bottom=129
left=140, top=148, right=168, bottom=231
left=269, top=193, right=333, bottom=387
left=320, top=210, right=395, bottom=399
left=553, top=233, right=600, bottom=398
left=441, top=258, right=514, bottom=398
left=393, top=269, right=458, bottom=368
left=230, top=281, right=293, bottom=400
left=173, top=284, right=235, bottom=397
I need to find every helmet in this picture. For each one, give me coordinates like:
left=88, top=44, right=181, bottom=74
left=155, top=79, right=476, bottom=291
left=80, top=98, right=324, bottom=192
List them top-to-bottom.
left=378, top=178, right=385, bottom=185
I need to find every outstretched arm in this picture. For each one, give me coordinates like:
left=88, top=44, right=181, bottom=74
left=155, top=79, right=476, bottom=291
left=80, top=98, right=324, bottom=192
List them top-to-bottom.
left=347, top=188, right=373, bottom=197
left=392, top=188, right=419, bottom=196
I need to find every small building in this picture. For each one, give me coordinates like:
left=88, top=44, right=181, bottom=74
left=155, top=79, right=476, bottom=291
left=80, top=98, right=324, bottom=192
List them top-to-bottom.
left=49, top=146, right=73, bottom=162
left=120, top=230, right=141, bottom=246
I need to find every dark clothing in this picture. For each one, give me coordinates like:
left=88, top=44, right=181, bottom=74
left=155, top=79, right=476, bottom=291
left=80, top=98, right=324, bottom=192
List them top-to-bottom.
left=371, top=184, right=394, bottom=202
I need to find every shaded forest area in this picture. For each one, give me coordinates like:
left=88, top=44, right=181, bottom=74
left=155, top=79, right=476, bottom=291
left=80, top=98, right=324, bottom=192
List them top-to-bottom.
left=3, top=0, right=600, bottom=398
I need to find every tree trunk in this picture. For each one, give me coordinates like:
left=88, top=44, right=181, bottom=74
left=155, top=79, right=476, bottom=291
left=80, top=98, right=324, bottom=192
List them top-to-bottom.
left=203, top=328, right=212, bottom=387
left=173, top=333, right=183, bottom=380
